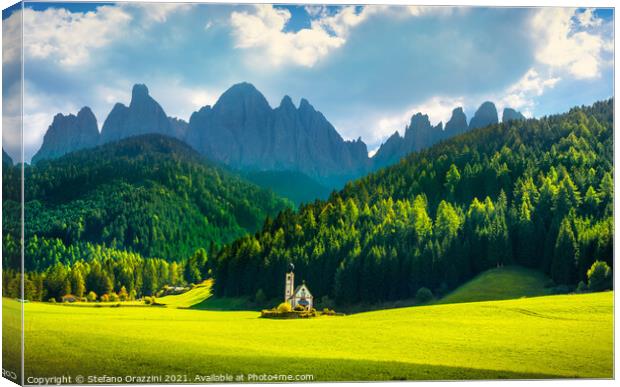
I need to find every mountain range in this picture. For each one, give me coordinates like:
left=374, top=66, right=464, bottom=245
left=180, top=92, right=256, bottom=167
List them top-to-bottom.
left=31, top=82, right=525, bottom=192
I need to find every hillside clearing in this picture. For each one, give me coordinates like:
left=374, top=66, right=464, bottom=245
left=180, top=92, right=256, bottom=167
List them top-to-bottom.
left=438, top=266, right=553, bottom=305
left=156, top=280, right=213, bottom=308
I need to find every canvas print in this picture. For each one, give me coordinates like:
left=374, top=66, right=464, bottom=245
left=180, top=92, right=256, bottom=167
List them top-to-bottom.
left=1, top=1, right=614, bottom=384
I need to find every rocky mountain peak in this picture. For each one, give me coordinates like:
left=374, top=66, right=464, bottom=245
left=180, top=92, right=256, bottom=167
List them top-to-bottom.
left=215, top=82, right=271, bottom=111
left=100, top=84, right=174, bottom=143
left=131, top=84, right=150, bottom=103
left=279, top=95, right=296, bottom=111
left=298, top=98, right=316, bottom=114
left=469, top=101, right=498, bottom=130
left=32, top=107, right=100, bottom=163
left=445, top=107, right=468, bottom=136
left=502, top=108, right=526, bottom=123
left=407, top=113, right=432, bottom=131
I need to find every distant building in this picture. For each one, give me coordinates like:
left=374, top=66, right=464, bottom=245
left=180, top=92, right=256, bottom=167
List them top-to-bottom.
left=284, top=264, right=313, bottom=309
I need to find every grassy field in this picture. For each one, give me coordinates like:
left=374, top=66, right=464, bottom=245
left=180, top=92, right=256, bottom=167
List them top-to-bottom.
left=438, top=266, right=553, bottom=305
left=156, top=280, right=213, bottom=308
left=2, top=291, right=612, bottom=382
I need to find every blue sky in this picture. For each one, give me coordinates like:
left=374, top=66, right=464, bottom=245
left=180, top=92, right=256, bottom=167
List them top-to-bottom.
left=2, top=2, right=614, bottom=161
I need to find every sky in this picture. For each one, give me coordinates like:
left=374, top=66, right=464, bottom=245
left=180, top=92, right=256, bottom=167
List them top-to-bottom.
left=1, top=2, right=614, bottom=162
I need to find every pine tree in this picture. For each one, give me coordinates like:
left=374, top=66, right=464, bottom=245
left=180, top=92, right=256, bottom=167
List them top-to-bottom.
left=552, top=218, right=578, bottom=284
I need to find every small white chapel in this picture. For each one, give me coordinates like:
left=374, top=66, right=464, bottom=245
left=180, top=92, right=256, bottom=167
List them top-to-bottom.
left=284, top=263, right=313, bottom=310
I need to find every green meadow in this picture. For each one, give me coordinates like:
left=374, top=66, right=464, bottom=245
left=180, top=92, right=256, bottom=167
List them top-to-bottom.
left=437, top=266, right=553, bottom=305
left=156, top=280, right=213, bottom=308
left=3, top=290, right=613, bottom=382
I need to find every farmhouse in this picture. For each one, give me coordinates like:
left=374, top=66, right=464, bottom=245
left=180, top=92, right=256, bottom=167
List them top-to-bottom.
left=284, top=264, right=313, bottom=309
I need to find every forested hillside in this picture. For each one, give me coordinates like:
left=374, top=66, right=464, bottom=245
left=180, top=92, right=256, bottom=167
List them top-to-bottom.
left=212, top=100, right=613, bottom=304
left=2, top=101, right=613, bottom=304
left=3, top=135, right=291, bottom=270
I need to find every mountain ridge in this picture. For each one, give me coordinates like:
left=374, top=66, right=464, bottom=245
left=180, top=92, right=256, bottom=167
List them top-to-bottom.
left=33, top=83, right=526, bottom=191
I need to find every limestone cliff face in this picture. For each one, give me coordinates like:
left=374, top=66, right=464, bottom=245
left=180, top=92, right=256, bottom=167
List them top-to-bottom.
left=32, top=82, right=525, bottom=189
left=185, top=83, right=369, bottom=187
left=100, top=84, right=174, bottom=143
left=469, top=101, right=498, bottom=130
left=32, top=107, right=100, bottom=163
left=444, top=107, right=468, bottom=137
left=502, top=108, right=526, bottom=123
left=373, top=111, right=450, bottom=170
left=169, top=117, right=189, bottom=139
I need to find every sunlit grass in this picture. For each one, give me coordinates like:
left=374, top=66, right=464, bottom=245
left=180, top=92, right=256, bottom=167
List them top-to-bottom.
left=438, top=266, right=553, bottom=304
left=156, top=279, right=213, bottom=308
left=4, top=291, right=612, bottom=381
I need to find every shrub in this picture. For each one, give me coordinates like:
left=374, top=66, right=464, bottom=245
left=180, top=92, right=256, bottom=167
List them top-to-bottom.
left=587, top=261, right=612, bottom=291
left=576, top=281, right=588, bottom=293
left=119, top=286, right=129, bottom=301
left=415, top=287, right=433, bottom=303
left=86, top=291, right=97, bottom=302
left=109, top=292, right=120, bottom=302
left=100, top=294, right=110, bottom=302
left=320, top=295, right=335, bottom=309
left=144, top=296, right=153, bottom=305
left=48, top=298, right=56, bottom=303
left=277, top=302, right=292, bottom=313
left=294, top=304, right=306, bottom=311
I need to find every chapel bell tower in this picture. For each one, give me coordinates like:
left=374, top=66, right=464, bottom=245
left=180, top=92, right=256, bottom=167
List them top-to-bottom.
left=284, top=263, right=295, bottom=302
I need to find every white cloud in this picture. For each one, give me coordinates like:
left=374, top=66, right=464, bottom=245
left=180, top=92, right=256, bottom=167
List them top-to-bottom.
left=7, top=3, right=194, bottom=68
left=125, top=3, right=193, bottom=24
left=229, top=5, right=400, bottom=68
left=230, top=5, right=348, bottom=68
left=19, top=6, right=133, bottom=67
left=304, top=6, right=328, bottom=19
left=311, top=6, right=372, bottom=37
left=407, top=6, right=464, bottom=18
left=2, top=7, right=23, bottom=64
left=531, top=8, right=612, bottom=79
left=576, top=8, right=603, bottom=28
left=498, top=68, right=560, bottom=114
left=149, top=81, right=221, bottom=120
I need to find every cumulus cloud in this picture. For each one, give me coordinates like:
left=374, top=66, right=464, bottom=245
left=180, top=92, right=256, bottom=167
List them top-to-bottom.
left=6, top=3, right=195, bottom=68
left=125, top=3, right=194, bottom=23
left=229, top=5, right=347, bottom=67
left=304, top=5, right=328, bottom=19
left=311, top=5, right=372, bottom=37
left=20, top=6, right=133, bottom=67
left=531, top=8, right=612, bottom=79
left=498, top=68, right=561, bottom=116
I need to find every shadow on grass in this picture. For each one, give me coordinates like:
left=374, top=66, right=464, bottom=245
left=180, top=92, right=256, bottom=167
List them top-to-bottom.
left=23, top=350, right=589, bottom=382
